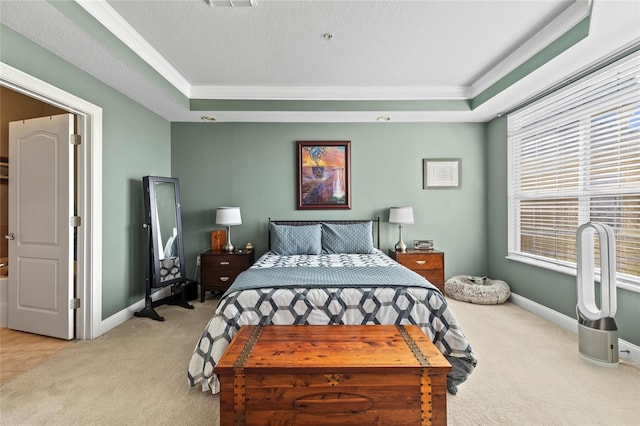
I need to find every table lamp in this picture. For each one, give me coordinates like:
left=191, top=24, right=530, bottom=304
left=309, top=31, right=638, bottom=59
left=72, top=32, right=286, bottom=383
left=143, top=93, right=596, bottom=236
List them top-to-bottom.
left=389, top=206, right=414, bottom=252
left=216, top=207, right=242, bottom=253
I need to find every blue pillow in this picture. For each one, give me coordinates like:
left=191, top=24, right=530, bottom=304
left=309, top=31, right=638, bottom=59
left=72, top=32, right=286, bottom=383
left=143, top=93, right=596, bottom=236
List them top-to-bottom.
left=321, top=222, right=375, bottom=254
left=270, top=223, right=322, bottom=255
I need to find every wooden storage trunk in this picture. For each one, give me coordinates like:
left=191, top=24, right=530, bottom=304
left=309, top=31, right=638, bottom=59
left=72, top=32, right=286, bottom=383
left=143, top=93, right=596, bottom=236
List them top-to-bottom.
left=215, top=325, right=452, bottom=426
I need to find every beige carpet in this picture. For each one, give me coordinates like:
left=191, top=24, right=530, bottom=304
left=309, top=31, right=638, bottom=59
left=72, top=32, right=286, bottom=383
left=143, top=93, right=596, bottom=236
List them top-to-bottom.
left=1, top=297, right=639, bottom=425
left=446, top=298, right=640, bottom=426
left=0, top=300, right=218, bottom=425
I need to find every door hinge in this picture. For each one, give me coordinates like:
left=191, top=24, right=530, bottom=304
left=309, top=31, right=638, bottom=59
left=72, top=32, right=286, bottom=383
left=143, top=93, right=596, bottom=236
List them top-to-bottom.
left=70, top=134, right=81, bottom=145
left=71, top=216, right=81, bottom=227
left=70, top=298, right=80, bottom=309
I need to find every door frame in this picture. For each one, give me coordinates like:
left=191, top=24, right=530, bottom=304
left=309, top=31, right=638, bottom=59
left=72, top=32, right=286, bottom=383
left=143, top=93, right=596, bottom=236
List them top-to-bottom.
left=1, top=62, right=102, bottom=340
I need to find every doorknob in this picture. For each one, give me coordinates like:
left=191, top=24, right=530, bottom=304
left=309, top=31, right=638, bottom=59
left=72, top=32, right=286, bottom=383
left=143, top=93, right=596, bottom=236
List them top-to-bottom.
left=5, top=233, right=15, bottom=240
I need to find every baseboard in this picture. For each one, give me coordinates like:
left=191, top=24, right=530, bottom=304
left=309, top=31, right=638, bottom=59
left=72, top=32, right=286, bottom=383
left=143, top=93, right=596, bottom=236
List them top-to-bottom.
left=0, top=278, right=8, bottom=328
left=98, top=287, right=172, bottom=336
left=509, top=293, right=640, bottom=365
left=0, top=301, right=6, bottom=328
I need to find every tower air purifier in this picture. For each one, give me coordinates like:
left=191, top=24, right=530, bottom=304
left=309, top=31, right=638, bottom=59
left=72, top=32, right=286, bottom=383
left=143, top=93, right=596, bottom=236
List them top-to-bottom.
left=576, top=222, right=618, bottom=366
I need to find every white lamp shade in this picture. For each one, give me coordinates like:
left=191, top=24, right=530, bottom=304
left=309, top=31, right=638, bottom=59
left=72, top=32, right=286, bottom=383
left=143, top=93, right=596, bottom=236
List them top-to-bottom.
left=389, top=206, right=414, bottom=224
left=215, top=207, right=242, bottom=226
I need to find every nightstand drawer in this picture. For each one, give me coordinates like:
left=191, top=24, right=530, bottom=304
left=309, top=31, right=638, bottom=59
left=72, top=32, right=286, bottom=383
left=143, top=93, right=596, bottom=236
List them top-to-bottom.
left=200, top=249, right=255, bottom=301
left=388, top=249, right=445, bottom=292
left=394, top=253, right=443, bottom=271
left=207, top=254, right=252, bottom=270
left=201, top=270, right=242, bottom=290
left=416, top=270, right=445, bottom=286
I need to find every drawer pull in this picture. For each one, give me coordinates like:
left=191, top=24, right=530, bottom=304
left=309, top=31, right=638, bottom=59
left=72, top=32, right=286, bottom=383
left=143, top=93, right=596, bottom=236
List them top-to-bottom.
left=416, top=260, right=426, bottom=265
left=219, top=261, right=230, bottom=265
left=219, top=276, right=230, bottom=282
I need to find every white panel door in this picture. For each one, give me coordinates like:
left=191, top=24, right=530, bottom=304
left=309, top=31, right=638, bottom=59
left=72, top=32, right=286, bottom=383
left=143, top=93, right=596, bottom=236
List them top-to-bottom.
left=7, top=114, right=74, bottom=339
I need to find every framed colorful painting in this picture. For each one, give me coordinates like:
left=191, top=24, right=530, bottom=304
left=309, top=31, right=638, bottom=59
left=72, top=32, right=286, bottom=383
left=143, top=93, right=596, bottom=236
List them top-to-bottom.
left=297, top=141, right=351, bottom=209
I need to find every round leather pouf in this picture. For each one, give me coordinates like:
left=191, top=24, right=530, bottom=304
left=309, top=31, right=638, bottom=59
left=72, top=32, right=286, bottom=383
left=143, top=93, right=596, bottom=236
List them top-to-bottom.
left=445, top=275, right=511, bottom=304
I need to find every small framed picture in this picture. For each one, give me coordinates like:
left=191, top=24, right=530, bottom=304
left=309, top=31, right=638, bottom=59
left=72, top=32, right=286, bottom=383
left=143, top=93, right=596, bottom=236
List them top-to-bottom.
left=423, top=158, right=461, bottom=189
left=211, top=230, right=226, bottom=251
left=414, top=240, right=434, bottom=250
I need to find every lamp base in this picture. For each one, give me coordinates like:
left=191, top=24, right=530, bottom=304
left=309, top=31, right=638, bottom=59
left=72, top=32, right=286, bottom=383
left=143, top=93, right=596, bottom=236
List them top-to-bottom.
left=395, top=224, right=407, bottom=252
left=223, top=226, right=235, bottom=253
left=395, top=241, right=407, bottom=252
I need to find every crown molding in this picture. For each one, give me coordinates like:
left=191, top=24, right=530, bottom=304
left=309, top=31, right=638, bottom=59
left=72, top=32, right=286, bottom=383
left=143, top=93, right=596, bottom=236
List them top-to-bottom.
left=75, top=0, right=191, bottom=97
left=75, top=0, right=589, bottom=105
left=75, top=0, right=593, bottom=111
left=470, top=0, right=592, bottom=97
left=188, top=84, right=471, bottom=100
left=183, top=109, right=490, bottom=123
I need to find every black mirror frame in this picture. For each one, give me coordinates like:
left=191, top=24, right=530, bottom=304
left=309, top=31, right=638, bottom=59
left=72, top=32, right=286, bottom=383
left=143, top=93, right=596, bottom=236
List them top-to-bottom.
left=135, top=176, right=194, bottom=321
left=143, top=176, right=187, bottom=288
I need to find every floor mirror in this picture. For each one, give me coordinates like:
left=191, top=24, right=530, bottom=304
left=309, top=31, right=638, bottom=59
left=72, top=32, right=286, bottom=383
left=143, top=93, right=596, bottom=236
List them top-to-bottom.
left=135, top=176, right=195, bottom=321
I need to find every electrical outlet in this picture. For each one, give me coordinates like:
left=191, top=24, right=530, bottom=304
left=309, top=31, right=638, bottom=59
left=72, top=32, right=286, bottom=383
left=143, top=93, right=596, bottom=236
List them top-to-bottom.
left=196, top=255, right=201, bottom=266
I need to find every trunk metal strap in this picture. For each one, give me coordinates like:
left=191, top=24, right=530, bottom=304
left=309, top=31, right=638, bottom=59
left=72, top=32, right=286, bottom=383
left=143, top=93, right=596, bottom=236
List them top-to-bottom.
left=396, top=324, right=432, bottom=366
left=397, top=325, right=434, bottom=425
left=233, top=326, right=263, bottom=426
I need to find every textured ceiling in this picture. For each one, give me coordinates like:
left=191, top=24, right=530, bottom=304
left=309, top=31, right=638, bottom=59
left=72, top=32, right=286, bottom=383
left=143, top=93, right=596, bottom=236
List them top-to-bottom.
left=1, top=0, right=639, bottom=122
left=106, top=0, right=569, bottom=89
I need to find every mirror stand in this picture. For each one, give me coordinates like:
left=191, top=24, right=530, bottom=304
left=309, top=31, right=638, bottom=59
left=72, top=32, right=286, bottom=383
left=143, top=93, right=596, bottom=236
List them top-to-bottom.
left=134, top=176, right=196, bottom=322
left=134, top=224, right=195, bottom=321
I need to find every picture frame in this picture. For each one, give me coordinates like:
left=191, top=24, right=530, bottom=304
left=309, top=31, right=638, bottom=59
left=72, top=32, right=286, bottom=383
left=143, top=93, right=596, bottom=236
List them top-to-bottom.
left=297, top=141, right=351, bottom=210
left=423, top=158, right=462, bottom=189
left=211, top=230, right=226, bottom=251
left=413, top=240, right=434, bottom=250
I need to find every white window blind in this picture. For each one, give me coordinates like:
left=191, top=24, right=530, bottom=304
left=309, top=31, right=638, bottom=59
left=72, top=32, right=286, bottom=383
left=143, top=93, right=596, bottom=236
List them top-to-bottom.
left=508, top=50, right=640, bottom=289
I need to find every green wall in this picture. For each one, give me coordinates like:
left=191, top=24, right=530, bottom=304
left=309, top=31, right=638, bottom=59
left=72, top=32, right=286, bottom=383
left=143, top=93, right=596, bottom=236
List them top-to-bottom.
left=0, top=25, right=173, bottom=319
left=486, top=116, right=640, bottom=346
left=171, top=122, right=488, bottom=281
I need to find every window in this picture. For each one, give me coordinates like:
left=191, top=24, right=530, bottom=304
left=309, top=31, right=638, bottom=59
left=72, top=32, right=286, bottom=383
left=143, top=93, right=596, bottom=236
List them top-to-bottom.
left=508, top=50, right=640, bottom=290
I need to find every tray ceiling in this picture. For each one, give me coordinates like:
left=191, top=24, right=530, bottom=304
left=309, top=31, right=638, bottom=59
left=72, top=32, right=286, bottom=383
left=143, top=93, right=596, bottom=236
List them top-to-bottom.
left=1, top=0, right=639, bottom=122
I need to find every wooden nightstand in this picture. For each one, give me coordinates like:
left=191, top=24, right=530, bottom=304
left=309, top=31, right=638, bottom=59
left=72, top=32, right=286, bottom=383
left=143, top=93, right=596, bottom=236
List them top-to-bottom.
left=200, top=249, right=255, bottom=302
left=388, top=249, right=445, bottom=293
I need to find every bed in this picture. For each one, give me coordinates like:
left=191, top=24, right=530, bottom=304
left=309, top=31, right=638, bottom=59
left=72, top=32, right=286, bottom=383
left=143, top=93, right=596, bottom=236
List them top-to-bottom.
left=187, top=219, right=477, bottom=395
